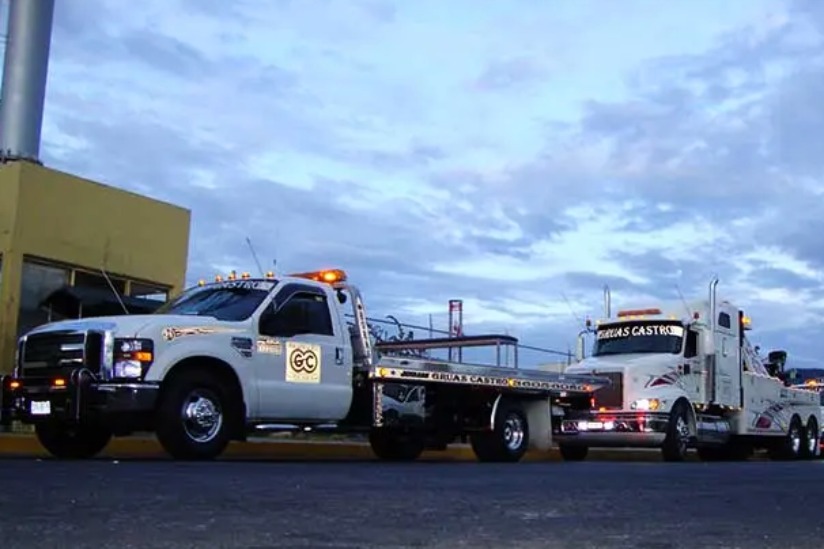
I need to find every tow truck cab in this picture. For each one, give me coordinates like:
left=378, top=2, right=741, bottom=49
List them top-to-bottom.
left=556, top=275, right=824, bottom=462
left=560, top=302, right=709, bottom=447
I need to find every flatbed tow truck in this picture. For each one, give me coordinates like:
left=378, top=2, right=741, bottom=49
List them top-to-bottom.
left=0, top=268, right=608, bottom=462
left=554, top=276, right=821, bottom=462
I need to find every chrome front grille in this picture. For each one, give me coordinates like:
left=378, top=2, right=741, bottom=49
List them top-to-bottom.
left=20, top=330, right=103, bottom=376
left=592, top=371, right=623, bottom=409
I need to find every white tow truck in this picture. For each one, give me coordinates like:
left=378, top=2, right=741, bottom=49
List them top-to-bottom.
left=0, top=268, right=609, bottom=462
left=554, top=276, right=821, bottom=462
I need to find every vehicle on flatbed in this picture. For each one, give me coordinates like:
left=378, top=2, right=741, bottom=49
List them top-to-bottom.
left=0, top=268, right=608, bottom=462
left=554, top=277, right=821, bottom=462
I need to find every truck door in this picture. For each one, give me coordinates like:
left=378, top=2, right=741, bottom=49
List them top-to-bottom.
left=255, top=284, right=352, bottom=420
left=713, top=309, right=741, bottom=407
left=682, top=328, right=705, bottom=403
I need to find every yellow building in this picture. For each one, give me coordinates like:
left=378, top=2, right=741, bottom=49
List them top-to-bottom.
left=0, top=161, right=191, bottom=373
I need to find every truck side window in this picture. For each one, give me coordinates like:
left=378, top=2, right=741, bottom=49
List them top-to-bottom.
left=259, top=292, right=334, bottom=337
left=718, top=312, right=731, bottom=329
left=684, top=330, right=698, bottom=358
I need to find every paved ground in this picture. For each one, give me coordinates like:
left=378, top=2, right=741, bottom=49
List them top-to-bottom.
left=0, top=457, right=821, bottom=548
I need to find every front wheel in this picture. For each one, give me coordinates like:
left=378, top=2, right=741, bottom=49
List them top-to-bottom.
left=156, top=370, right=232, bottom=460
left=470, top=400, right=530, bottom=462
left=661, top=401, right=692, bottom=462
left=35, top=421, right=112, bottom=459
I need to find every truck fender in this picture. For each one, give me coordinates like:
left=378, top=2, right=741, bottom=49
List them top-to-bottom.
left=146, top=345, right=255, bottom=413
left=673, top=397, right=698, bottom=436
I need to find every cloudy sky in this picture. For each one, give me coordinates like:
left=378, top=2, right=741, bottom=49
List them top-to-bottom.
left=29, top=0, right=824, bottom=366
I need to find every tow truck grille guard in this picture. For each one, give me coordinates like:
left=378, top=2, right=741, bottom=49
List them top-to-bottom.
left=0, top=368, right=98, bottom=425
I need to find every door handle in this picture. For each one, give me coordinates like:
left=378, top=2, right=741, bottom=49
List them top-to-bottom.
left=335, top=347, right=344, bottom=364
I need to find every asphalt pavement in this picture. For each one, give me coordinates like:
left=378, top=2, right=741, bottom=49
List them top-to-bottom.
left=0, top=457, right=821, bottom=549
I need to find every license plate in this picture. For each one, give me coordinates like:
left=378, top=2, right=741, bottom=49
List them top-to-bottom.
left=30, top=401, right=51, bottom=415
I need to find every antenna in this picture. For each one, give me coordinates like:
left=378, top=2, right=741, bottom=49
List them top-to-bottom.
left=245, top=236, right=265, bottom=277
left=101, top=237, right=129, bottom=315
left=100, top=267, right=129, bottom=315
left=675, top=282, right=692, bottom=319
left=560, top=292, right=585, bottom=327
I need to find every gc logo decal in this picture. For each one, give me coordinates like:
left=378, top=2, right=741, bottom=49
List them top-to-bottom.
left=285, top=342, right=322, bottom=383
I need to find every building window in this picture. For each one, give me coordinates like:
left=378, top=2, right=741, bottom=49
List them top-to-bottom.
left=18, top=260, right=70, bottom=337
left=74, top=270, right=127, bottom=295
left=130, top=282, right=169, bottom=302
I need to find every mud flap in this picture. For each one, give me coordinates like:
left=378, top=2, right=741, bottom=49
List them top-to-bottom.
left=522, top=399, right=553, bottom=451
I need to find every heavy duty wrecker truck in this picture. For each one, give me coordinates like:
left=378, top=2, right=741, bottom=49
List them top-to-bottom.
left=0, top=268, right=608, bottom=462
left=554, top=276, right=822, bottom=462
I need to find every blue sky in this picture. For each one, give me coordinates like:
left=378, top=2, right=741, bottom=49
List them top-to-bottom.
left=32, top=0, right=824, bottom=366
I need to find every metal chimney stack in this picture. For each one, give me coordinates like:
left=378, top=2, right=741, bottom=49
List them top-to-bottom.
left=0, top=0, right=56, bottom=164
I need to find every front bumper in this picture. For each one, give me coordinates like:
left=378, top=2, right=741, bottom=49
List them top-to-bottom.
left=0, top=370, right=159, bottom=428
left=554, top=411, right=670, bottom=447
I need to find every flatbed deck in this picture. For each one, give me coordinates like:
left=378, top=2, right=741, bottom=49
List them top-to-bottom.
left=370, top=334, right=609, bottom=396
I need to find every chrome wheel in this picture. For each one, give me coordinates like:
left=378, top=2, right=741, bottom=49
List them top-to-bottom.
left=182, top=390, right=223, bottom=443
left=503, top=414, right=525, bottom=452
left=675, top=415, right=690, bottom=453
left=790, top=423, right=802, bottom=455
left=806, top=423, right=818, bottom=455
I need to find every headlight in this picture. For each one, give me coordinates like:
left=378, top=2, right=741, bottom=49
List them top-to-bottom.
left=113, top=338, right=154, bottom=379
left=630, top=398, right=664, bottom=411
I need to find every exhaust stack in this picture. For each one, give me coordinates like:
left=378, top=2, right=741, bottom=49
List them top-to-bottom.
left=0, top=0, right=56, bottom=163
left=708, top=276, right=719, bottom=331
left=603, top=284, right=611, bottom=318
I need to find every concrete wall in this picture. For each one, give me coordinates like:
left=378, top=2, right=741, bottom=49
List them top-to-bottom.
left=0, top=161, right=191, bottom=372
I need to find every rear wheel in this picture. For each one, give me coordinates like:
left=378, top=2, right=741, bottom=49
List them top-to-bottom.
left=156, top=370, right=233, bottom=460
left=470, top=400, right=530, bottom=462
left=768, top=415, right=803, bottom=461
left=801, top=417, right=819, bottom=460
left=35, top=421, right=112, bottom=459
left=369, top=429, right=425, bottom=461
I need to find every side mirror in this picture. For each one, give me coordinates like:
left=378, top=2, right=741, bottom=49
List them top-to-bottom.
left=701, top=329, right=715, bottom=355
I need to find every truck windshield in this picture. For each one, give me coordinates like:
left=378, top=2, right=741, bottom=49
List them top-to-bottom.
left=154, top=280, right=277, bottom=321
left=593, top=321, right=684, bottom=356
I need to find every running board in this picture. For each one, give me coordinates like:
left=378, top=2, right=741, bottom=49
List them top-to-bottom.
left=253, top=422, right=340, bottom=433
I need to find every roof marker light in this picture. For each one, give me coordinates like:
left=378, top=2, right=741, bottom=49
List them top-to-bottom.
left=289, top=269, right=348, bottom=284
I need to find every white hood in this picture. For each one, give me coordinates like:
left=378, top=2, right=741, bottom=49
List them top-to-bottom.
left=25, top=314, right=236, bottom=339
left=566, top=352, right=683, bottom=374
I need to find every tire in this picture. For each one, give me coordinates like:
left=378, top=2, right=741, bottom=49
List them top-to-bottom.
left=156, top=369, right=232, bottom=460
left=469, top=400, right=530, bottom=463
left=661, top=400, right=692, bottom=462
left=768, top=415, right=803, bottom=461
left=801, top=416, right=819, bottom=460
left=35, top=421, right=112, bottom=459
left=368, top=429, right=425, bottom=461
left=558, top=444, right=588, bottom=461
